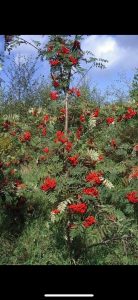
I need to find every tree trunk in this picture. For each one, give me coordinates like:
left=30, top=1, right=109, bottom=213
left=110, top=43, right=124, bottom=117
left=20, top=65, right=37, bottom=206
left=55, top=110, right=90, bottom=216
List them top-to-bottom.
left=64, top=93, right=69, bottom=135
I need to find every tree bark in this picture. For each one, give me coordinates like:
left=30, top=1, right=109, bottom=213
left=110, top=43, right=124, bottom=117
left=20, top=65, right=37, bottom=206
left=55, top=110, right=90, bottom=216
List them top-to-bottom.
left=64, top=93, right=69, bottom=135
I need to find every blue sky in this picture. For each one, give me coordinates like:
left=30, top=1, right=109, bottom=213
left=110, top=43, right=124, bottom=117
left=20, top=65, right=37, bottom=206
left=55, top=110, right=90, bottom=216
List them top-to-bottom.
left=0, top=35, right=138, bottom=100
left=0, top=36, right=4, bottom=51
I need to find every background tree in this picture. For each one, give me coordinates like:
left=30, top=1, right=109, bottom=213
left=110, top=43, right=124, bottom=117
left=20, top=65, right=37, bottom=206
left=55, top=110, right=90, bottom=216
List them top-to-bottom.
left=0, top=53, right=52, bottom=115
left=2, top=54, right=45, bottom=104
left=130, top=69, right=138, bottom=101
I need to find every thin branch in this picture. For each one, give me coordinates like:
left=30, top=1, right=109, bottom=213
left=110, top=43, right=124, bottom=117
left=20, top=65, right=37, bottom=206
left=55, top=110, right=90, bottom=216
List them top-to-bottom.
left=16, top=37, right=42, bottom=53
left=76, top=64, right=94, bottom=88
left=87, top=235, right=131, bottom=249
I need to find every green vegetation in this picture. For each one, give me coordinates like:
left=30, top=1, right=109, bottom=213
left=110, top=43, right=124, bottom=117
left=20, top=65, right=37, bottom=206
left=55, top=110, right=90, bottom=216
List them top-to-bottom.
left=0, top=81, right=137, bottom=265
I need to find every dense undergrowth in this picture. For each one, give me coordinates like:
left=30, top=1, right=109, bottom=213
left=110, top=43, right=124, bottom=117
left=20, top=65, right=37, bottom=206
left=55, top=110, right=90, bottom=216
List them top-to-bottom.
left=0, top=88, right=138, bottom=265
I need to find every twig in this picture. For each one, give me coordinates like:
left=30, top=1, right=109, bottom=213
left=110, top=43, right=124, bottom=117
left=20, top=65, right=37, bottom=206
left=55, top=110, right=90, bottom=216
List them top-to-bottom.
left=14, top=37, right=43, bottom=55
left=17, top=37, right=41, bottom=51
left=76, top=64, right=94, bottom=88
left=87, top=236, right=130, bottom=249
left=122, top=239, right=128, bottom=258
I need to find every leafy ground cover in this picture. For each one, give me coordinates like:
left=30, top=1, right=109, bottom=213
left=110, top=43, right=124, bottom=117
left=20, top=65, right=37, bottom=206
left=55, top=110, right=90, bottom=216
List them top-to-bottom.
left=0, top=93, right=137, bottom=265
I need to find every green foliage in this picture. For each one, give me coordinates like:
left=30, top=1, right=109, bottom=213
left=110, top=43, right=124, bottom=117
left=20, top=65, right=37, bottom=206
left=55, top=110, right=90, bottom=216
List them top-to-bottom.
left=0, top=35, right=137, bottom=265
left=0, top=67, right=138, bottom=265
left=130, top=69, right=138, bottom=101
left=0, top=134, right=13, bottom=155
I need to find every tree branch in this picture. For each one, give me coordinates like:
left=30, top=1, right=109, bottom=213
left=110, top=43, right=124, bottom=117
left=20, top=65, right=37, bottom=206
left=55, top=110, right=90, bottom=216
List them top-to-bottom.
left=15, top=37, right=43, bottom=53
left=76, top=64, right=94, bottom=88
left=87, top=235, right=131, bottom=249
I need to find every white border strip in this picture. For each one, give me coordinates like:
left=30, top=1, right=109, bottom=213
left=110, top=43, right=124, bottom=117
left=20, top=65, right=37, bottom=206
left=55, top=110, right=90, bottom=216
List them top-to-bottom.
left=44, top=295, right=94, bottom=298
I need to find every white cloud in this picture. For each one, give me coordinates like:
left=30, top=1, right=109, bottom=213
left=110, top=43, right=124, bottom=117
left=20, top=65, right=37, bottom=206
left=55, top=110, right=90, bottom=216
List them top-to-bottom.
left=82, top=35, right=138, bottom=70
